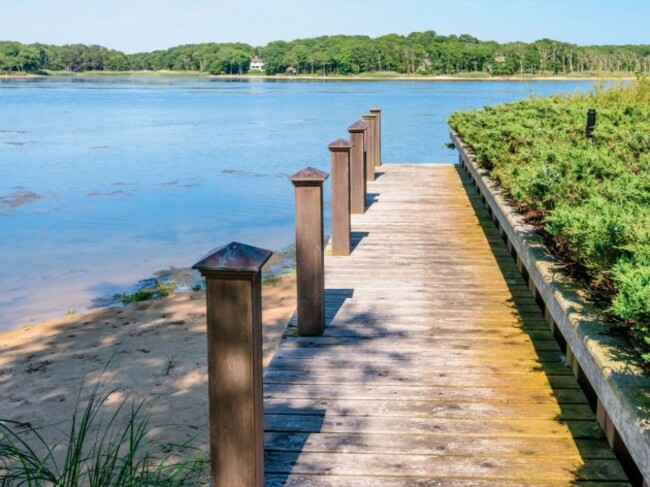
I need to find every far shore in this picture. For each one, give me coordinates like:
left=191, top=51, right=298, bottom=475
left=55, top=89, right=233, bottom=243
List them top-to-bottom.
left=0, top=70, right=637, bottom=82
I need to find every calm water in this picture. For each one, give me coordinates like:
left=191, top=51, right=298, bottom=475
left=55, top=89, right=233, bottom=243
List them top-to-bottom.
left=0, top=77, right=596, bottom=328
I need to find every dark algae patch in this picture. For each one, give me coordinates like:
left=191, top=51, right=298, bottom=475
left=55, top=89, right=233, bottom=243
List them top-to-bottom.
left=449, top=78, right=650, bottom=361
left=0, top=190, right=43, bottom=214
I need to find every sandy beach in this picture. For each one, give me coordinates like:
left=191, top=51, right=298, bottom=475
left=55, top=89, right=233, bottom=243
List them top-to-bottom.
left=0, top=274, right=296, bottom=463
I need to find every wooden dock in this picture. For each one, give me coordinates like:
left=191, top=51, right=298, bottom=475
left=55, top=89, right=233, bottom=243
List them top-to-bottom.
left=263, top=164, right=630, bottom=486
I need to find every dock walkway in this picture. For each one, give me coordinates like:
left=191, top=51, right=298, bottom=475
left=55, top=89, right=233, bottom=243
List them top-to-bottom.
left=263, top=164, right=630, bottom=486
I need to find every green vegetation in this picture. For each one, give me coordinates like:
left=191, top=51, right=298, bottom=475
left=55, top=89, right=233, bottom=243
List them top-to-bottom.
left=1, top=31, right=650, bottom=76
left=0, top=42, right=129, bottom=73
left=130, top=43, right=253, bottom=74
left=449, top=79, right=650, bottom=358
left=120, top=281, right=176, bottom=305
left=154, top=282, right=176, bottom=298
left=120, top=289, right=155, bottom=305
left=0, top=381, right=208, bottom=485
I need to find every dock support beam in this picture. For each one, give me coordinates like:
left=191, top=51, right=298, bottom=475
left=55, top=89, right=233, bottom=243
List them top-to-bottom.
left=370, top=106, right=382, bottom=166
left=362, top=113, right=377, bottom=181
left=348, top=121, right=368, bottom=214
left=329, top=138, right=353, bottom=256
left=290, top=167, right=329, bottom=336
left=192, top=241, right=272, bottom=487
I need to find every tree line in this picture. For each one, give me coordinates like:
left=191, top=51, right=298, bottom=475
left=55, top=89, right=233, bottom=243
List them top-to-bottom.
left=2, top=31, right=650, bottom=76
left=0, top=42, right=130, bottom=73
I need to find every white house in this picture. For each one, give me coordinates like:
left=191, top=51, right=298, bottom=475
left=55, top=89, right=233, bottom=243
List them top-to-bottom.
left=250, top=56, right=266, bottom=72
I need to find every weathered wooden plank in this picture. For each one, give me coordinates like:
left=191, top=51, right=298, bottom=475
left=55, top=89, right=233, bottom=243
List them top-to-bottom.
left=323, top=286, right=535, bottom=296
left=323, top=294, right=541, bottom=305
left=322, top=305, right=547, bottom=318
left=322, top=307, right=549, bottom=320
left=323, top=309, right=544, bottom=321
left=319, top=319, right=553, bottom=332
left=320, top=323, right=556, bottom=339
left=278, top=336, right=562, bottom=352
left=270, top=346, right=566, bottom=363
left=267, top=357, right=573, bottom=376
left=263, top=369, right=579, bottom=390
left=264, top=383, right=589, bottom=404
left=264, top=398, right=593, bottom=420
left=263, top=413, right=603, bottom=439
left=264, top=431, right=614, bottom=458
left=264, top=451, right=628, bottom=482
left=265, top=475, right=631, bottom=487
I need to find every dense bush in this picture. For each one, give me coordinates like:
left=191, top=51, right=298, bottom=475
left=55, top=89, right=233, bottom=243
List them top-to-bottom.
left=449, top=79, right=650, bottom=358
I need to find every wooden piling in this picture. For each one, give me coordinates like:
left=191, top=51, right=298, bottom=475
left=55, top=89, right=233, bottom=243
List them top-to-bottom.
left=370, top=106, right=382, bottom=166
left=362, top=113, right=377, bottom=181
left=348, top=121, right=368, bottom=214
left=329, top=138, right=353, bottom=256
left=290, top=167, right=328, bottom=336
left=192, top=241, right=272, bottom=487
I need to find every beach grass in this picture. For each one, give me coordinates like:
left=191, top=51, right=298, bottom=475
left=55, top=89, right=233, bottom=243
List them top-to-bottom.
left=0, top=378, right=208, bottom=486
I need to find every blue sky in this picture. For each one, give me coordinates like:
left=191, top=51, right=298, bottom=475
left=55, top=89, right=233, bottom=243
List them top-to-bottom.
left=2, top=0, right=648, bottom=53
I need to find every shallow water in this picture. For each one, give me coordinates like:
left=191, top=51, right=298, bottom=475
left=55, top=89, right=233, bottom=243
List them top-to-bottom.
left=0, top=77, right=596, bottom=328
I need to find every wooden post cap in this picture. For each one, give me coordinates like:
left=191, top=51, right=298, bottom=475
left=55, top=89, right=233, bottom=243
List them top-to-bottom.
left=370, top=106, right=382, bottom=113
left=362, top=113, right=377, bottom=120
left=348, top=120, right=368, bottom=132
left=328, top=138, right=353, bottom=151
left=290, top=166, right=329, bottom=185
left=192, top=241, right=272, bottom=275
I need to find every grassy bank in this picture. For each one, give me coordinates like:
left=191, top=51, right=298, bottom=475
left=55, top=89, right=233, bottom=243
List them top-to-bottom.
left=449, top=79, right=650, bottom=360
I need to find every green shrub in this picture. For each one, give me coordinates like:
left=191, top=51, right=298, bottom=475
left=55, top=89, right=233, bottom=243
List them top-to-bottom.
left=449, top=78, right=650, bottom=355
left=120, top=281, right=177, bottom=305
left=154, top=282, right=176, bottom=298
left=120, top=289, right=155, bottom=305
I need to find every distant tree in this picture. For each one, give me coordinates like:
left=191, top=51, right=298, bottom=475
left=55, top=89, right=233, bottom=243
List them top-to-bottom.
left=0, top=33, right=649, bottom=76
left=261, top=41, right=290, bottom=74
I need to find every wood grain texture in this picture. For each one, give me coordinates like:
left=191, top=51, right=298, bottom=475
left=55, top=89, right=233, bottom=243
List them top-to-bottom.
left=362, top=114, right=377, bottom=181
left=348, top=125, right=367, bottom=214
left=330, top=145, right=351, bottom=256
left=264, top=164, right=629, bottom=485
left=293, top=183, right=325, bottom=336
left=206, top=275, right=263, bottom=486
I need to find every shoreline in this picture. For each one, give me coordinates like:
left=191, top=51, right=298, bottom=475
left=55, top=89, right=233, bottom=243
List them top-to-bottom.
left=0, top=71, right=637, bottom=82
left=0, top=249, right=296, bottom=333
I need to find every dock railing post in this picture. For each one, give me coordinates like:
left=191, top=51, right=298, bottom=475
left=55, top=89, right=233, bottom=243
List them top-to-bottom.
left=370, top=106, right=382, bottom=166
left=362, top=113, right=377, bottom=181
left=348, top=121, right=368, bottom=214
left=329, top=139, right=353, bottom=256
left=290, top=167, right=329, bottom=336
left=192, top=241, right=272, bottom=487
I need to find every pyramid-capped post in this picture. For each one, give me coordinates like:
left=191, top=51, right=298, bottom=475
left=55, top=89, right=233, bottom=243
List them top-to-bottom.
left=290, top=166, right=329, bottom=185
left=192, top=241, right=272, bottom=275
